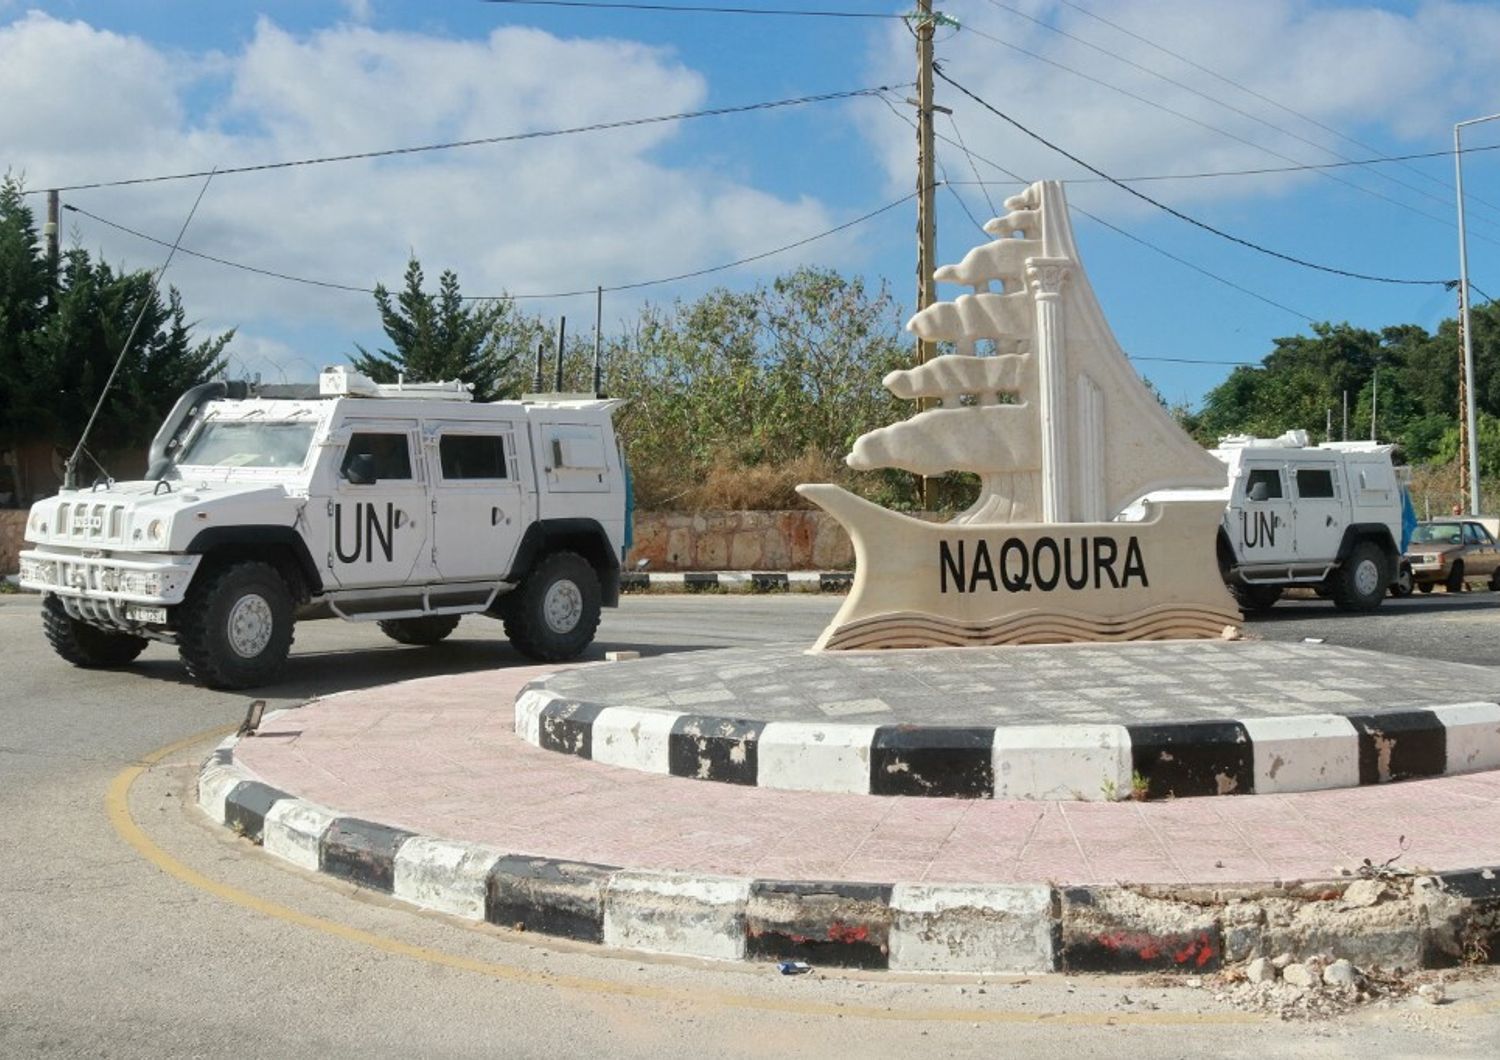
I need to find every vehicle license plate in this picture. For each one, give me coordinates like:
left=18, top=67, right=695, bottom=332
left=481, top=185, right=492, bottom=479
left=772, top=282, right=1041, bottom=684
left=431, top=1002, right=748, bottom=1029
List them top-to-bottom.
left=127, top=606, right=168, bottom=624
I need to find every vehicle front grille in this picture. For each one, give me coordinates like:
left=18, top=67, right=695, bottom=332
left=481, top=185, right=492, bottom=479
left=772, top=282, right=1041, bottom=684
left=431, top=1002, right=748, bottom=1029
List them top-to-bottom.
left=53, top=501, right=127, bottom=544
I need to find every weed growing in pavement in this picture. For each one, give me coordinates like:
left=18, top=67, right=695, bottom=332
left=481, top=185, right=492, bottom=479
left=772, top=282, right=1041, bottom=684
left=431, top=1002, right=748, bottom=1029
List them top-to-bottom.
left=1130, top=770, right=1151, bottom=801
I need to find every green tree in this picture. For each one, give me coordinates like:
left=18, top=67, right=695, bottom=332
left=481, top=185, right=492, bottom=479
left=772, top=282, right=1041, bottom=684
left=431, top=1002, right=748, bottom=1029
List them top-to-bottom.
left=0, top=174, right=230, bottom=501
left=351, top=256, right=542, bottom=401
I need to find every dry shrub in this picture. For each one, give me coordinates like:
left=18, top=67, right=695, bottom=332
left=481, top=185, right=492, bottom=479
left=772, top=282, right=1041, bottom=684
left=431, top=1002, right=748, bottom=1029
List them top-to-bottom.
left=692, top=450, right=848, bottom=510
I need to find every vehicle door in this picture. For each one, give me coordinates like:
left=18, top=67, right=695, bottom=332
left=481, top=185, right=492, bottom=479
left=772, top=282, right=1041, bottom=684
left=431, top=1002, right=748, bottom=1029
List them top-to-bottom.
left=425, top=420, right=524, bottom=581
left=325, top=421, right=428, bottom=588
left=1233, top=463, right=1294, bottom=563
left=1290, top=463, right=1344, bottom=560
left=1464, top=522, right=1499, bottom=577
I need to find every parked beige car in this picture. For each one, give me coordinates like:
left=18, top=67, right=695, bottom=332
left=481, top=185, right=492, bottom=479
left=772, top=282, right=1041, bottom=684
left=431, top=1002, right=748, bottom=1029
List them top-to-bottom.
left=1405, top=519, right=1500, bottom=592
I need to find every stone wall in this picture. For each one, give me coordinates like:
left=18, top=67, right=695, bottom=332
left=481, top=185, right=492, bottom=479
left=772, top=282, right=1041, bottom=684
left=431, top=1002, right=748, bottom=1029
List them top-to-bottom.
left=1, top=510, right=26, bottom=576
left=628, top=510, right=854, bottom=572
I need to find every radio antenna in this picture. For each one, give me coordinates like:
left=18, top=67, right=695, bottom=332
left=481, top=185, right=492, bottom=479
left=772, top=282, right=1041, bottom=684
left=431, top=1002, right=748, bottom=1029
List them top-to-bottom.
left=62, top=167, right=217, bottom=489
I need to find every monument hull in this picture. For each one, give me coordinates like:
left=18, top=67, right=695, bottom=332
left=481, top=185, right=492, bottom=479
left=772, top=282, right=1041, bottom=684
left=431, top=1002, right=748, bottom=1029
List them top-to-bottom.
left=797, top=484, right=1240, bottom=651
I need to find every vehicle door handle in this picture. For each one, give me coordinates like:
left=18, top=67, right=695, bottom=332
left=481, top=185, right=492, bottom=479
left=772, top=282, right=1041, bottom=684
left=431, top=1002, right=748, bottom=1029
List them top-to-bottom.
left=491, top=507, right=503, bottom=526
left=394, top=509, right=408, bottom=529
left=1326, top=515, right=1335, bottom=527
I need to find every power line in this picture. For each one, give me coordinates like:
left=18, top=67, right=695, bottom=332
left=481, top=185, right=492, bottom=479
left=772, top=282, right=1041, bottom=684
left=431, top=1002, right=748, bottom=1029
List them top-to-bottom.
left=480, top=0, right=904, bottom=16
left=976, top=0, right=1497, bottom=227
left=1054, top=0, right=1500, bottom=214
left=956, top=22, right=1495, bottom=245
left=934, top=67, right=1457, bottom=289
left=32, top=84, right=906, bottom=194
left=879, top=92, right=1318, bottom=322
left=938, top=139, right=1500, bottom=185
left=63, top=190, right=920, bottom=301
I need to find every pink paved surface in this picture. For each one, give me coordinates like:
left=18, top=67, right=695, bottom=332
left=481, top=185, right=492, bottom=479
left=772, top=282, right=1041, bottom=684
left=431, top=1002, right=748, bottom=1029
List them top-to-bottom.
left=231, top=668, right=1500, bottom=887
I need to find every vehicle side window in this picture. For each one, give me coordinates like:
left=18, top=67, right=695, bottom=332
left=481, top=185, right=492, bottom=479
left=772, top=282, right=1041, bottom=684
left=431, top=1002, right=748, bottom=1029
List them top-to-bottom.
left=341, top=432, right=412, bottom=481
left=439, top=434, right=507, bottom=480
left=1245, top=468, right=1283, bottom=499
left=1295, top=468, right=1336, bottom=499
left=1464, top=523, right=1485, bottom=545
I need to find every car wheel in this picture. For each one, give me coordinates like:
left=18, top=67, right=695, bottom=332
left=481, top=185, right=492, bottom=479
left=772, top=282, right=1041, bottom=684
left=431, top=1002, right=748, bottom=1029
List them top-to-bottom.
left=1331, top=541, right=1388, bottom=612
left=502, top=551, right=602, bottom=662
left=178, top=561, right=295, bottom=689
left=1445, top=561, right=1466, bottom=593
left=1391, top=564, right=1414, bottom=597
left=1490, top=569, right=1500, bottom=592
left=1231, top=583, right=1283, bottom=613
left=1418, top=583, right=1433, bottom=594
left=41, top=593, right=149, bottom=668
left=378, top=615, right=461, bottom=645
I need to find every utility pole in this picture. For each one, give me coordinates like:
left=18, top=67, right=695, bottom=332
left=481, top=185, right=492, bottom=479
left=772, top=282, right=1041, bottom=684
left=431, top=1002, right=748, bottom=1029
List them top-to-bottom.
left=914, top=0, right=938, bottom=509
left=44, top=190, right=59, bottom=309
left=1458, top=305, right=1472, bottom=512
left=553, top=316, right=567, bottom=393
left=1371, top=363, right=1378, bottom=442
left=1342, top=390, right=1349, bottom=441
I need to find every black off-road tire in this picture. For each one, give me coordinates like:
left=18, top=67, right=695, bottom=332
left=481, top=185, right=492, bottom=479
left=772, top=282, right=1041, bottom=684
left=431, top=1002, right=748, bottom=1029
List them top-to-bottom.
left=1331, top=540, right=1388, bottom=612
left=502, top=551, right=602, bottom=662
left=177, top=561, right=295, bottom=690
left=1446, top=561, right=1466, bottom=593
left=1231, top=583, right=1282, bottom=613
left=41, top=593, right=148, bottom=668
left=378, top=615, right=461, bottom=645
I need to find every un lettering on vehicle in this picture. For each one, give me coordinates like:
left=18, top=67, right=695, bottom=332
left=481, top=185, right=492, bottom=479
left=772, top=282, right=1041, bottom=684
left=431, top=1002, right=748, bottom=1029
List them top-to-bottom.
left=333, top=502, right=396, bottom=564
left=1239, top=509, right=1276, bottom=549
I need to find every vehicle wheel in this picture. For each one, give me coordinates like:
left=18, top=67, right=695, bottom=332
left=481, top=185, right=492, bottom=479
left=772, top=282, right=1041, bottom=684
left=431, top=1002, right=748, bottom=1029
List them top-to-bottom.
left=1331, top=540, right=1388, bottom=612
left=502, top=551, right=602, bottom=662
left=177, top=561, right=294, bottom=689
left=1445, top=561, right=1466, bottom=593
left=1391, top=564, right=1414, bottom=597
left=1490, top=570, right=1500, bottom=592
left=1231, top=583, right=1283, bottom=613
left=1418, top=583, right=1433, bottom=594
left=41, top=593, right=148, bottom=668
left=378, top=615, right=461, bottom=645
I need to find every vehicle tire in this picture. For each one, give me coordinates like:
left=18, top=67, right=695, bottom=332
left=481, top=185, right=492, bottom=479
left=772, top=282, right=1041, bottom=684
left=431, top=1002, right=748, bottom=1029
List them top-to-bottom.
left=1331, top=540, right=1388, bottom=612
left=502, top=551, right=602, bottom=662
left=177, top=561, right=295, bottom=689
left=1445, top=561, right=1466, bottom=593
left=1391, top=564, right=1414, bottom=597
left=1490, top=569, right=1500, bottom=592
left=1231, top=583, right=1282, bottom=612
left=1418, top=583, right=1433, bottom=594
left=41, top=593, right=148, bottom=668
left=378, top=615, right=461, bottom=645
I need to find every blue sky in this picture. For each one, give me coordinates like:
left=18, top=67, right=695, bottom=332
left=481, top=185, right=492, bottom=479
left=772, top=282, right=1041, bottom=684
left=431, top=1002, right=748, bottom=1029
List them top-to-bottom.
left=3, top=1, right=1499, bottom=411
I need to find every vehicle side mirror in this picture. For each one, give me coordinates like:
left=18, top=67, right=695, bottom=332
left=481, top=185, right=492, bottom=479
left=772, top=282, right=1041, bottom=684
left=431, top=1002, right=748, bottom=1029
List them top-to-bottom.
left=344, top=453, right=377, bottom=485
left=1248, top=481, right=1269, bottom=502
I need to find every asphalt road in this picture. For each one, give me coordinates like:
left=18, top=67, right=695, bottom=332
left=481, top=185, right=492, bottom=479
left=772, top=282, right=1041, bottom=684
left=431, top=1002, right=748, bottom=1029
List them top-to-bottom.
left=3, top=588, right=1499, bottom=1058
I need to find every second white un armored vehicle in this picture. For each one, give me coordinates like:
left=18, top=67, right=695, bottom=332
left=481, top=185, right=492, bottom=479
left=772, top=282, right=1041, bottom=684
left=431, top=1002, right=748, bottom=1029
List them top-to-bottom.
left=19, top=367, right=629, bottom=688
left=1143, top=431, right=1410, bottom=613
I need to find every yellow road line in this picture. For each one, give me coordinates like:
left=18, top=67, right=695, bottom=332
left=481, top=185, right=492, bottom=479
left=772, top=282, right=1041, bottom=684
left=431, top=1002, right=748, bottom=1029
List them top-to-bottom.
left=108, top=729, right=1438, bottom=1027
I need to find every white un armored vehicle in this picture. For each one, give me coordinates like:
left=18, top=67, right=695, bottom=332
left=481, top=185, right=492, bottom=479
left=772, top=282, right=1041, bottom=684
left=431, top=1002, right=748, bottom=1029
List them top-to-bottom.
left=19, top=367, right=629, bottom=688
left=1142, top=431, right=1409, bottom=613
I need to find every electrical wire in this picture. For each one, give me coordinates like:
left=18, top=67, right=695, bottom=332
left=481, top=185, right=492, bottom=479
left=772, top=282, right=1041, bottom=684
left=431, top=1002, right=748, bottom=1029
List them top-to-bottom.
left=480, top=0, right=904, bottom=16
left=976, top=0, right=1495, bottom=227
left=1055, top=0, right=1500, bottom=214
left=956, top=22, right=1494, bottom=245
left=934, top=67, right=1457, bottom=288
left=34, top=85, right=907, bottom=194
left=877, top=91, right=1318, bottom=322
left=63, top=190, right=921, bottom=301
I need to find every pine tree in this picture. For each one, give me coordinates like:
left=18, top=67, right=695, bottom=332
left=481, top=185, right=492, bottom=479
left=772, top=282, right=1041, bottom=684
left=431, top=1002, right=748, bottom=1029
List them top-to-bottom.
left=350, top=256, right=542, bottom=401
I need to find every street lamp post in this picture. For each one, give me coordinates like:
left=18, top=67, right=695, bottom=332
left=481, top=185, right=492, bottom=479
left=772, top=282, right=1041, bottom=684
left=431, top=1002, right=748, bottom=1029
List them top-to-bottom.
left=1454, top=113, right=1500, bottom=516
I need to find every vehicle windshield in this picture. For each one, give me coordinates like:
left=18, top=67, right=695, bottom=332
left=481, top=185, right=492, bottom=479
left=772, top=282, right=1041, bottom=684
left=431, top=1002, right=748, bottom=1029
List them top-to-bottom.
left=176, top=421, right=316, bottom=469
left=1411, top=522, right=1463, bottom=545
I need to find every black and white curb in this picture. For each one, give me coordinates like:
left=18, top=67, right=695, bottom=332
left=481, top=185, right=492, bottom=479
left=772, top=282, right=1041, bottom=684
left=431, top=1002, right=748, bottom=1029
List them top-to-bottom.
left=621, top=571, right=851, bottom=593
left=516, top=689, right=1500, bottom=801
left=200, top=732, right=1499, bottom=974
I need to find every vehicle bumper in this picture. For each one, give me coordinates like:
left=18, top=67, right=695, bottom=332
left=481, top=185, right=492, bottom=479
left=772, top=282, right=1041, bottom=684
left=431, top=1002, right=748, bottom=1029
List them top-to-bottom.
left=18, top=548, right=199, bottom=626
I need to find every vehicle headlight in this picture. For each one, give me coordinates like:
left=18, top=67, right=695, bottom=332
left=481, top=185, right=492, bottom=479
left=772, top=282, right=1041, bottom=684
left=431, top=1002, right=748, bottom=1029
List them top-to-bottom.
left=27, top=510, right=46, bottom=534
left=147, top=519, right=166, bottom=543
left=18, top=557, right=53, bottom=585
left=118, top=570, right=164, bottom=596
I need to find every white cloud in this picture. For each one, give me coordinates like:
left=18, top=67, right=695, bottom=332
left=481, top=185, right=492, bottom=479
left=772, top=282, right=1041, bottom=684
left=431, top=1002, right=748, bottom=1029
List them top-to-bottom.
left=861, top=0, right=1500, bottom=217
left=0, top=12, right=850, bottom=362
